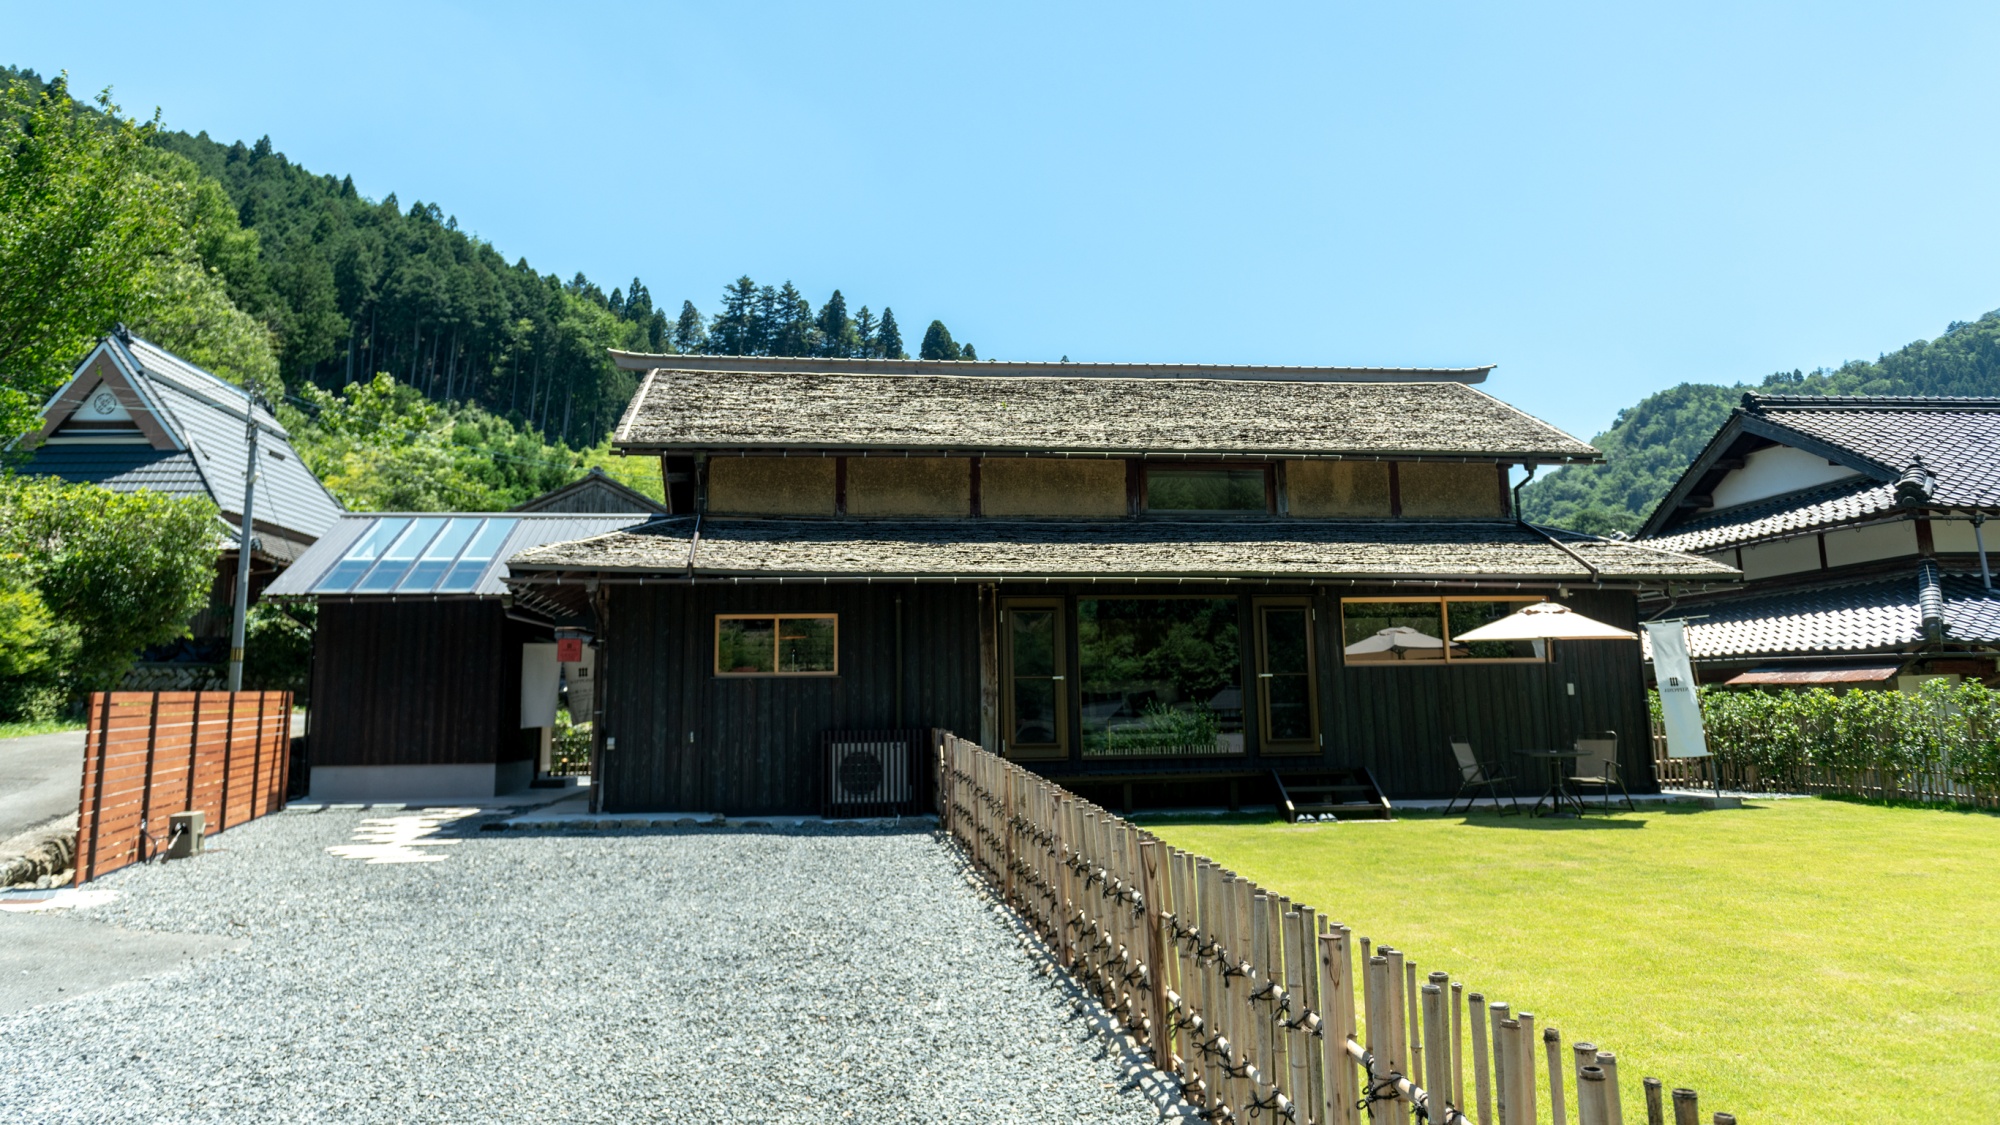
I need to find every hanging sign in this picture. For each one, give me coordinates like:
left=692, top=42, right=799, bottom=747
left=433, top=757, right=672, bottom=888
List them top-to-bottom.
left=1643, top=620, right=1709, bottom=759
left=556, top=637, right=584, bottom=663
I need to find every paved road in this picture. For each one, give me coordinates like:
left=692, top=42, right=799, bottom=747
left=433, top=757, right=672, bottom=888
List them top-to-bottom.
left=0, top=730, right=83, bottom=844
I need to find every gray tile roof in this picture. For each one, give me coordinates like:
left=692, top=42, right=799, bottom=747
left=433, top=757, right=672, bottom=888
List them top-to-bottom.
left=120, top=337, right=345, bottom=541
left=612, top=368, right=1600, bottom=460
left=1744, top=395, right=2000, bottom=508
left=12, top=445, right=210, bottom=498
left=1647, top=477, right=1894, bottom=553
left=266, top=513, right=651, bottom=599
left=506, top=516, right=1733, bottom=583
left=1657, top=569, right=2000, bottom=659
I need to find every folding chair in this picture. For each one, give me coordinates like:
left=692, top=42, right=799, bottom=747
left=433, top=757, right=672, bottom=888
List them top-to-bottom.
left=1569, top=731, right=1635, bottom=811
left=1445, top=740, right=1521, bottom=816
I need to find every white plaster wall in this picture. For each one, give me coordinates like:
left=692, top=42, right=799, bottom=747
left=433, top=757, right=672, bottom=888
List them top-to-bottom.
left=1706, top=444, right=1861, bottom=510
left=1932, top=519, right=1981, bottom=554
left=1822, top=521, right=1918, bottom=568
left=1737, top=536, right=1821, bottom=580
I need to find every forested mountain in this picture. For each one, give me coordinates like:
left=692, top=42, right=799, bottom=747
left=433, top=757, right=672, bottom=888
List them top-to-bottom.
left=1, top=66, right=982, bottom=511
left=1520, top=309, right=2000, bottom=535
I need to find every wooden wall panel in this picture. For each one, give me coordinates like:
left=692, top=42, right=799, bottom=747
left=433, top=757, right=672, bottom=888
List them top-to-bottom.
left=309, top=600, right=514, bottom=767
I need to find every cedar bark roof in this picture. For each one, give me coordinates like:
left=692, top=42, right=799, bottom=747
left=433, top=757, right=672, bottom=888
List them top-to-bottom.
left=611, top=367, right=1600, bottom=461
left=505, top=516, right=1733, bottom=583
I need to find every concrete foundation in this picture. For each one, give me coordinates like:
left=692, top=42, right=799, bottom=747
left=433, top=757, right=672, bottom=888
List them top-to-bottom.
left=309, top=761, right=533, bottom=803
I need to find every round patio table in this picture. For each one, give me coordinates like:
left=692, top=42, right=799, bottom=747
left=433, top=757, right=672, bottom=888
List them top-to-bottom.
left=1514, top=748, right=1591, bottom=818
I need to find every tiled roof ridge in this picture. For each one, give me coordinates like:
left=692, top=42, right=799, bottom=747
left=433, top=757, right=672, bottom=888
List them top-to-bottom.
left=121, top=334, right=290, bottom=436
left=1745, top=392, right=2000, bottom=412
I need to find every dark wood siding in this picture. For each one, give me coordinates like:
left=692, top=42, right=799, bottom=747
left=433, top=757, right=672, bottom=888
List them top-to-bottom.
left=598, top=580, right=1651, bottom=812
left=598, top=583, right=981, bottom=814
left=309, top=600, right=529, bottom=768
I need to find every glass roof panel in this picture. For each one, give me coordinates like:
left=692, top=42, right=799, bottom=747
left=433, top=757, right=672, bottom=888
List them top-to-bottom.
left=312, top=517, right=411, bottom=593
left=352, top=518, right=445, bottom=593
left=395, top=518, right=482, bottom=593
left=433, top=518, right=518, bottom=593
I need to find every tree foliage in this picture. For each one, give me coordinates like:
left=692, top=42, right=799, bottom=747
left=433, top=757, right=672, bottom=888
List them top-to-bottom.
left=0, top=73, right=187, bottom=437
left=1523, top=309, right=2000, bottom=534
left=0, top=473, right=219, bottom=702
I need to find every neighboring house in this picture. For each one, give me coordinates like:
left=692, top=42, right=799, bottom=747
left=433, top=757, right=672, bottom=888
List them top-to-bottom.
left=11, top=331, right=344, bottom=684
left=501, top=353, right=1733, bottom=816
left=1635, top=394, right=2000, bottom=688
left=263, top=477, right=659, bottom=800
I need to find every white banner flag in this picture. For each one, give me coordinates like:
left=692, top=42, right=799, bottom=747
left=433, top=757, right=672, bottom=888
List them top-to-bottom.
left=1644, top=620, right=1709, bottom=759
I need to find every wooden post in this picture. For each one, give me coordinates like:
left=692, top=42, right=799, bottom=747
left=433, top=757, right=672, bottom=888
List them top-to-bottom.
left=219, top=689, right=238, bottom=830
left=79, top=692, right=113, bottom=884
left=1140, top=838, right=1172, bottom=1071
left=1421, top=985, right=1451, bottom=1125
left=1468, top=992, right=1492, bottom=1125
left=1544, top=1027, right=1567, bottom=1125
left=1594, top=1051, right=1623, bottom=1125
left=1578, top=1065, right=1610, bottom=1125
left=1643, top=1078, right=1665, bottom=1125
left=1670, top=1088, right=1699, bottom=1125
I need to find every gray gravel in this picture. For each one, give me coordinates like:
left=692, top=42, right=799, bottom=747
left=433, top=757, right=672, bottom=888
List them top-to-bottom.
left=0, top=807, right=1184, bottom=1123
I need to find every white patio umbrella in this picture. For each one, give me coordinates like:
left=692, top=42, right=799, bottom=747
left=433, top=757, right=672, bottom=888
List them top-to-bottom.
left=1451, top=601, right=1637, bottom=643
left=1343, top=625, right=1448, bottom=659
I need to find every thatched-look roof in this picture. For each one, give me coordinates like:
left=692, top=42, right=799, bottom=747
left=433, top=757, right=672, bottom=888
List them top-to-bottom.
left=610, top=366, right=1600, bottom=461
left=505, top=517, right=1733, bottom=584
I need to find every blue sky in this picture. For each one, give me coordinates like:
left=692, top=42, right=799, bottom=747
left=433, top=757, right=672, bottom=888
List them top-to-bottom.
left=12, top=2, right=2000, bottom=441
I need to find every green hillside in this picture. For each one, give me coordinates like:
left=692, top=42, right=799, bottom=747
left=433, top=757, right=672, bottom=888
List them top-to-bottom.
left=1520, top=309, right=2000, bottom=534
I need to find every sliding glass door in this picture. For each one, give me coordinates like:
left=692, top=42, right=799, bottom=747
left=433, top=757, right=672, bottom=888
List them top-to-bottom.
left=1000, top=598, right=1067, bottom=759
left=1255, top=598, right=1319, bottom=755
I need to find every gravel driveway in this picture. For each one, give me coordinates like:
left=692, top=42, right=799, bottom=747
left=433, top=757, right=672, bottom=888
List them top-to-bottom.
left=0, top=807, right=1181, bottom=1123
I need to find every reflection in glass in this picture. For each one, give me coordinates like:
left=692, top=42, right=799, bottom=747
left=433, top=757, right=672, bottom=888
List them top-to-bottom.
left=1146, top=468, right=1266, bottom=512
left=314, top=518, right=411, bottom=592
left=354, top=518, right=444, bottom=592
left=1080, top=598, right=1241, bottom=756
left=1341, top=601, right=1448, bottom=662
left=1445, top=601, right=1545, bottom=660
left=1261, top=607, right=1314, bottom=741
left=1008, top=610, right=1061, bottom=748
left=778, top=617, right=836, bottom=672
left=716, top=618, right=776, bottom=673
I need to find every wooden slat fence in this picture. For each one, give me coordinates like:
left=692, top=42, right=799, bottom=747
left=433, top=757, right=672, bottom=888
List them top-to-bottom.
left=75, top=691, right=293, bottom=885
left=939, top=731, right=1735, bottom=1125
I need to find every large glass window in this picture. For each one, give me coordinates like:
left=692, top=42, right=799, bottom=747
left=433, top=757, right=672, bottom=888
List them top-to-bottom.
left=1145, top=467, right=1268, bottom=513
left=1079, top=597, right=1242, bottom=757
left=1339, top=598, right=1543, bottom=664
left=1002, top=599, right=1066, bottom=757
left=714, top=614, right=838, bottom=676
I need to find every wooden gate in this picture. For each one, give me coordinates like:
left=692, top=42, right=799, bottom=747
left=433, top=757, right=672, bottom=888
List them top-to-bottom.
left=75, top=691, right=293, bottom=884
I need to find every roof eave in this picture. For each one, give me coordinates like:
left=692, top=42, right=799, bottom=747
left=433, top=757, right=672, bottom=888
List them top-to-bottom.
left=606, top=350, right=1498, bottom=383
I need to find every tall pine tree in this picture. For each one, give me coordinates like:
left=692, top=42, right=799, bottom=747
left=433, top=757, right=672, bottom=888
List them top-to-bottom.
left=709, top=276, right=759, bottom=355
left=816, top=289, right=857, bottom=357
left=674, top=299, right=706, bottom=353
left=853, top=306, right=877, bottom=358
left=878, top=308, right=905, bottom=359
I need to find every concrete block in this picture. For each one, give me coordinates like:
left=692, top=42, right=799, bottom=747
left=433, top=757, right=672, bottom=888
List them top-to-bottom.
left=167, top=811, right=205, bottom=859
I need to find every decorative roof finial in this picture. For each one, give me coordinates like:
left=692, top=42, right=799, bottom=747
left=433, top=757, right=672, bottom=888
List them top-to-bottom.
left=1894, top=454, right=1934, bottom=507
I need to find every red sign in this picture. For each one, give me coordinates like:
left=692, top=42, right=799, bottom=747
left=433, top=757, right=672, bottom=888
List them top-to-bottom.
left=556, top=638, right=584, bottom=663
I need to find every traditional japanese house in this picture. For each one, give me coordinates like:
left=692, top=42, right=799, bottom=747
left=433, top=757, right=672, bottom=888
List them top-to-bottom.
left=10, top=330, right=344, bottom=686
left=505, top=355, right=1733, bottom=816
left=1636, top=394, right=2000, bottom=688
left=264, top=478, right=660, bottom=800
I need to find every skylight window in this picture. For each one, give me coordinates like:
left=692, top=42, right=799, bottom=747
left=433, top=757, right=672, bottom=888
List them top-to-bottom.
left=314, top=518, right=412, bottom=592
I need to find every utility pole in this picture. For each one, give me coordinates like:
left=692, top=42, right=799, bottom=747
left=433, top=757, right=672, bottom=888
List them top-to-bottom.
left=227, top=391, right=264, bottom=692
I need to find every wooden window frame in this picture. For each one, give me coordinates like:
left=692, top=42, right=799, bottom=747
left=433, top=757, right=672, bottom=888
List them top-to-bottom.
left=1140, top=461, right=1276, bottom=516
left=1254, top=596, right=1320, bottom=756
left=1336, top=596, right=1548, bottom=666
left=1000, top=597, right=1069, bottom=760
left=712, top=613, right=840, bottom=677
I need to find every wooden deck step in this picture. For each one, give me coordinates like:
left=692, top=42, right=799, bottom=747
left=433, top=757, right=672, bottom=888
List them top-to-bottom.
left=1272, top=769, right=1393, bottom=823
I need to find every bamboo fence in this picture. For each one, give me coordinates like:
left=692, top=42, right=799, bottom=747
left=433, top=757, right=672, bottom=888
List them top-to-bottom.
left=939, top=732, right=1734, bottom=1125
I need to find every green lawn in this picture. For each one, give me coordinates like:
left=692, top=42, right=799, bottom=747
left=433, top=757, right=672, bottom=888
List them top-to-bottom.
left=0, top=717, right=84, bottom=740
left=1143, top=798, right=2000, bottom=1123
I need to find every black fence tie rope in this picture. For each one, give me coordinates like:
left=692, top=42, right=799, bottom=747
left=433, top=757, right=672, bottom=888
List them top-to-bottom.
left=1248, top=981, right=1280, bottom=1005
left=1353, top=1050, right=1404, bottom=1116
left=1246, top=1091, right=1297, bottom=1122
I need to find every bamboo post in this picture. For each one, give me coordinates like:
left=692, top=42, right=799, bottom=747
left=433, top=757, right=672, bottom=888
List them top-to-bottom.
left=1141, top=838, right=1171, bottom=1068
left=1228, top=875, right=1257, bottom=1114
left=1250, top=894, right=1276, bottom=1106
left=1284, top=909, right=1312, bottom=1112
left=1320, top=930, right=1359, bottom=1125
left=1382, top=948, right=1406, bottom=1092
left=1365, top=956, right=1390, bottom=1110
left=1406, top=960, right=1423, bottom=1095
left=1451, top=981, right=1466, bottom=1115
left=1421, top=985, right=1451, bottom=1125
left=1468, top=993, right=1492, bottom=1125
left=1488, top=1002, right=1510, bottom=1125
left=1514, top=1013, right=1537, bottom=1125
left=1496, top=1018, right=1521, bottom=1125
left=1544, top=1027, right=1567, bottom=1125
left=1594, top=1051, right=1623, bottom=1125
left=1577, top=1066, right=1610, bottom=1125
left=1643, top=1078, right=1664, bottom=1125
left=1671, top=1088, right=1699, bottom=1125
left=1711, top=1115, right=1735, bottom=1125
